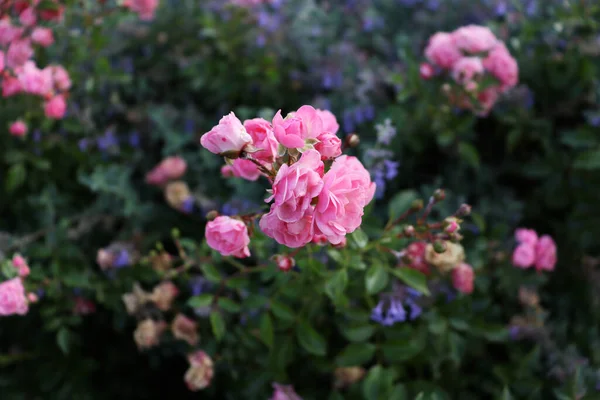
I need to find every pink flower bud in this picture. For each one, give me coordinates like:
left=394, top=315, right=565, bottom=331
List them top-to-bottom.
left=19, top=8, right=37, bottom=26
left=31, top=27, right=54, bottom=47
left=419, top=63, right=434, bottom=79
left=44, top=94, right=67, bottom=119
left=200, top=112, right=253, bottom=157
left=9, top=120, right=27, bottom=137
left=221, top=165, right=234, bottom=177
left=205, top=216, right=251, bottom=258
left=444, top=218, right=460, bottom=234
left=534, top=235, right=557, bottom=272
left=512, top=243, right=535, bottom=269
left=12, top=254, right=30, bottom=277
left=274, top=255, right=295, bottom=272
left=452, top=262, right=474, bottom=294
left=0, top=278, right=28, bottom=316
left=27, top=292, right=38, bottom=303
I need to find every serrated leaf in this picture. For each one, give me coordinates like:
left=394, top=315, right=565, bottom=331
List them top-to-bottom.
left=201, top=264, right=222, bottom=282
left=365, top=265, right=388, bottom=295
left=390, top=267, right=430, bottom=295
left=210, top=311, right=226, bottom=341
left=259, top=313, right=274, bottom=348
left=296, top=320, right=326, bottom=356
left=335, top=343, right=376, bottom=366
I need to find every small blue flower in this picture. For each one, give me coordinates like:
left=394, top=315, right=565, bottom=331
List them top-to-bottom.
left=128, top=132, right=140, bottom=148
left=78, top=138, right=89, bottom=152
left=180, top=197, right=195, bottom=214
left=112, top=250, right=130, bottom=268
left=371, top=298, right=408, bottom=326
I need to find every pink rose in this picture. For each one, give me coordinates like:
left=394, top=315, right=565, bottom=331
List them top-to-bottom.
left=124, top=0, right=159, bottom=20
left=39, top=1, right=65, bottom=21
left=19, top=7, right=37, bottom=26
left=0, top=20, right=22, bottom=46
left=452, top=25, right=498, bottom=54
left=31, top=27, right=54, bottom=47
left=424, top=32, right=462, bottom=69
left=7, top=38, right=33, bottom=68
left=483, top=44, right=518, bottom=90
left=0, top=51, right=4, bottom=72
left=451, top=56, right=484, bottom=85
left=17, top=61, right=53, bottom=96
left=419, top=63, right=434, bottom=79
left=50, top=65, right=71, bottom=91
left=3, top=76, right=22, bottom=97
left=476, top=87, right=500, bottom=115
left=44, top=94, right=67, bottom=119
left=272, top=105, right=323, bottom=149
left=316, top=109, right=340, bottom=135
left=200, top=112, right=253, bottom=156
left=244, top=118, right=278, bottom=164
left=9, top=120, right=27, bottom=137
left=314, top=131, right=342, bottom=160
left=270, top=149, right=324, bottom=223
left=314, top=155, right=376, bottom=245
left=145, top=156, right=186, bottom=186
left=230, top=159, right=261, bottom=181
left=260, top=206, right=314, bottom=248
left=205, top=216, right=251, bottom=258
left=515, top=228, right=538, bottom=246
left=535, top=235, right=557, bottom=272
left=405, top=241, right=430, bottom=275
left=512, top=244, right=535, bottom=269
left=12, top=254, right=30, bottom=277
left=452, top=262, right=474, bottom=294
left=0, top=278, right=28, bottom=316
left=185, top=351, right=214, bottom=391
left=271, top=383, right=302, bottom=400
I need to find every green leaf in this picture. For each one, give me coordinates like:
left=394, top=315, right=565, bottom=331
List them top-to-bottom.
left=458, top=142, right=480, bottom=169
left=573, top=149, right=600, bottom=170
left=6, top=163, right=26, bottom=193
left=388, top=190, right=418, bottom=221
left=351, top=229, right=369, bottom=249
left=201, top=264, right=222, bottom=282
left=366, top=265, right=389, bottom=295
left=390, top=268, right=430, bottom=295
left=325, top=269, right=348, bottom=303
left=187, top=294, right=213, bottom=309
left=218, top=298, right=241, bottom=313
left=270, top=300, right=295, bottom=322
left=210, top=311, right=226, bottom=341
left=259, top=314, right=274, bottom=348
left=296, top=320, right=327, bottom=356
left=339, top=324, right=376, bottom=342
left=57, top=328, right=70, bottom=354
left=381, top=339, right=424, bottom=362
left=335, top=343, right=376, bottom=366
left=363, top=365, right=394, bottom=400
left=390, top=384, right=408, bottom=400
left=500, top=387, right=513, bottom=400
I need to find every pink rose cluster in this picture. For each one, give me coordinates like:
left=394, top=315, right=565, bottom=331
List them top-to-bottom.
left=122, top=0, right=160, bottom=20
left=0, top=1, right=71, bottom=132
left=422, top=25, right=519, bottom=115
left=201, top=106, right=374, bottom=257
left=512, top=228, right=557, bottom=272
left=0, top=254, right=36, bottom=316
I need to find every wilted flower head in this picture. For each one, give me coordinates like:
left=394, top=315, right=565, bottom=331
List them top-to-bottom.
left=425, top=241, right=465, bottom=273
left=150, top=281, right=179, bottom=311
left=122, top=283, right=151, bottom=315
left=171, top=314, right=199, bottom=346
left=134, top=319, right=167, bottom=350
left=184, top=351, right=214, bottom=391
left=334, top=367, right=366, bottom=389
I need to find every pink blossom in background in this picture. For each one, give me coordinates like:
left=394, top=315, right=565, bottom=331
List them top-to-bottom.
left=38, top=0, right=65, bottom=21
left=124, top=0, right=160, bottom=20
left=18, top=7, right=37, bottom=26
left=0, top=20, right=22, bottom=46
left=452, top=25, right=498, bottom=53
left=31, top=27, right=54, bottom=47
left=424, top=32, right=462, bottom=69
left=6, top=38, right=33, bottom=68
left=483, top=44, right=519, bottom=90
left=0, top=50, right=4, bottom=71
left=451, top=56, right=484, bottom=85
left=17, top=61, right=53, bottom=96
left=419, top=63, right=434, bottom=79
left=50, top=65, right=71, bottom=91
left=3, top=75, right=22, bottom=97
left=476, top=87, right=500, bottom=115
left=44, top=94, right=66, bottom=119
left=272, top=105, right=323, bottom=149
left=316, top=109, right=340, bottom=135
left=200, top=112, right=253, bottom=156
left=244, top=117, right=278, bottom=164
left=9, top=120, right=27, bottom=137
left=314, top=131, right=342, bottom=160
left=270, top=149, right=324, bottom=223
left=314, top=155, right=376, bottom=245
left=145, top=156, right=186, bottom=186
left=230, top=159, right=261, bottom=181
left=221, top=165, right=234, bottom=177
left=260, top=206, right=315, bottom=248
left=205, top=216, right=251, bottom=258
left=515, top=228, right=538, bottom=246
left=311, top=232, right=329, bottom=245
left=535, top=235, right=557, bottom=272
left=405, top=241, right=430, bottom=275
left=512, top=244, right=536, bottom=268
left=11, top=254, right=30, bottom=277
left=452, top=262, right=474, bottom=294
left=0, top=278, right=28, bottom=316
left=27, top=292, right=38, bottom=303
left=73, top=297, right=96, bottom=315
left=185, top=351, right=214, bottom=391
left=270, top=383, right=302, bottom=400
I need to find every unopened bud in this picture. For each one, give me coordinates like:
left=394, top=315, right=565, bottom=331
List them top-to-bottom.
left=346, top=134, right=360, bottom=148
left=221, top=150, right=241, bottom=160
left=433, top=189, right=446, bottom=202
left=410, top=199, right=424, bottom=211
left=456, top=204, right=472, bottom=217
left=205, top=210, right=219, bottom=221
left=444, top=217, right=460, bottom=234
left=403, top=225, right=415, bottom=237
left=433, top=240, right=447, bottom=254
left=273, top=255, right=295, bottom=272
left=27, top=292, right=38, bottom=303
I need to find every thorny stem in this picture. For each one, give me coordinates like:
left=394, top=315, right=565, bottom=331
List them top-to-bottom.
left=244, top=155, right=276, bottom=180
left=417, top=197, right=437, bottom=226
left=384, top=207, right=419, bottom=232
